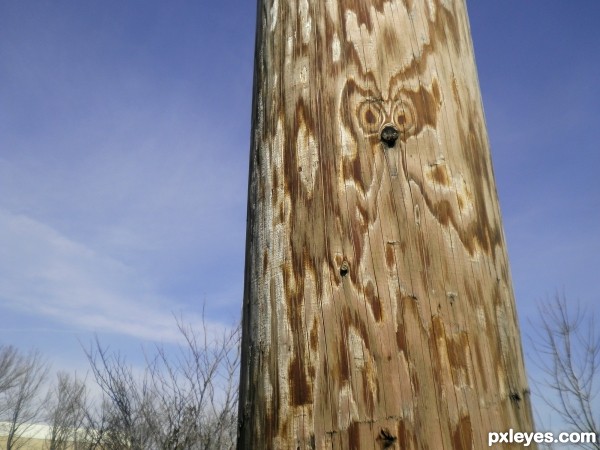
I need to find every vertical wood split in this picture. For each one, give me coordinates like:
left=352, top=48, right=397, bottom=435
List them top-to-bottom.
left=238, top=0, right=536, bottom=448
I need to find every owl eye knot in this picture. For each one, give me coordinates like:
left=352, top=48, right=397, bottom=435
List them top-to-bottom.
left=391, top=98, right=417, bottom=138
left=357, top=100, right=385, bottom=135
left=364, top=109, right=377, bottom=125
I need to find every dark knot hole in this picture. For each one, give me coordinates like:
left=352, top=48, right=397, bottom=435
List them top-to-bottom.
left=340, top=261, right=349, bottom=277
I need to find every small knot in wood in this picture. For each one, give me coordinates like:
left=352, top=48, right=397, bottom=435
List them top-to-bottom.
left=380, top=125, right=399, bottom=147
left=340, top=261, right=350, bottom=277
left=377, top=428, right=397, bottom=448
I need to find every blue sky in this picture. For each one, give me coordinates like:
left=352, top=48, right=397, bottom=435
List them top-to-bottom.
left=1, top=0, right=599, bottom=430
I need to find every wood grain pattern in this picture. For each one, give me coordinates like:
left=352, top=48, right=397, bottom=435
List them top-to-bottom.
left=238, top=1, right=536, bottom=448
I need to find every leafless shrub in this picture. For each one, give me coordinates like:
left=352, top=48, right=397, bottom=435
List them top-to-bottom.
left=529, top=295, right=600, bottom=450
left=84, top=315, right=240, bottom=450
left=84, top=339, right=152, bottom=450
left=0, top=347, right=48, bottom=450
left=44, top=372, right=96, bottom=450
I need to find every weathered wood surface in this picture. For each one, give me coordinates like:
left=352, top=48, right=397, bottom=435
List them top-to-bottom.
left=238, top=0, right=535, bottom=448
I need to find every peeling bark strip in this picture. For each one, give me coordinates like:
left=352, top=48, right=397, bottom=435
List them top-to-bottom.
left=238, top=1, right=535, bottom=448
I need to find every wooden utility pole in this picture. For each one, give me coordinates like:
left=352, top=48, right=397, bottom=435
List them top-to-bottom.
left=238, top=1, right=535, bottom=448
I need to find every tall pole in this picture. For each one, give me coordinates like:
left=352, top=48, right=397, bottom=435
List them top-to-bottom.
left=238, top=1, right=536, bottom=448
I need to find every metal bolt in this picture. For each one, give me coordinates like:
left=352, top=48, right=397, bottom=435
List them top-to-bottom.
left=380, top=125, right=399, bottom=147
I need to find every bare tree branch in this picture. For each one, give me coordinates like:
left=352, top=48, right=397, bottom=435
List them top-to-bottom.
left=529, top=295, right=600, bottom=450
left=83, top=313, right=240, bottom=450
left=83, top=337, right=151, bottom=450
left=0, top=346, right=27, bottom=396
left=0, top=348, right=48, bottom=450
left=44, top=372, right=92, bottom=450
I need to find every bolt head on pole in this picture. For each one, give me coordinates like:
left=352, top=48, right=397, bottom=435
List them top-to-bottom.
left=380, top=125, right=399, bottom=147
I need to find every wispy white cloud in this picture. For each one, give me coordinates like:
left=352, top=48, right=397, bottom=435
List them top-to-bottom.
left=0, top=208, right=233, bottom=343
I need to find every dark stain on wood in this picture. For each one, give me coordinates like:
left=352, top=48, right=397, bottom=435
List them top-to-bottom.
left=430, top=165, right=450, bottom=186
left=434, top=199, right=454, bottom=227
left=385, top=243, right=395, bottom=270
left=365, top=281, right=383, bottom=322
left=310, top=317, right=319, bottom=352
left=288, top=353, right=312, bottom=406
left=452, top=415, right=473, bottom=450
left=348, top=421, right=361, bottom=450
